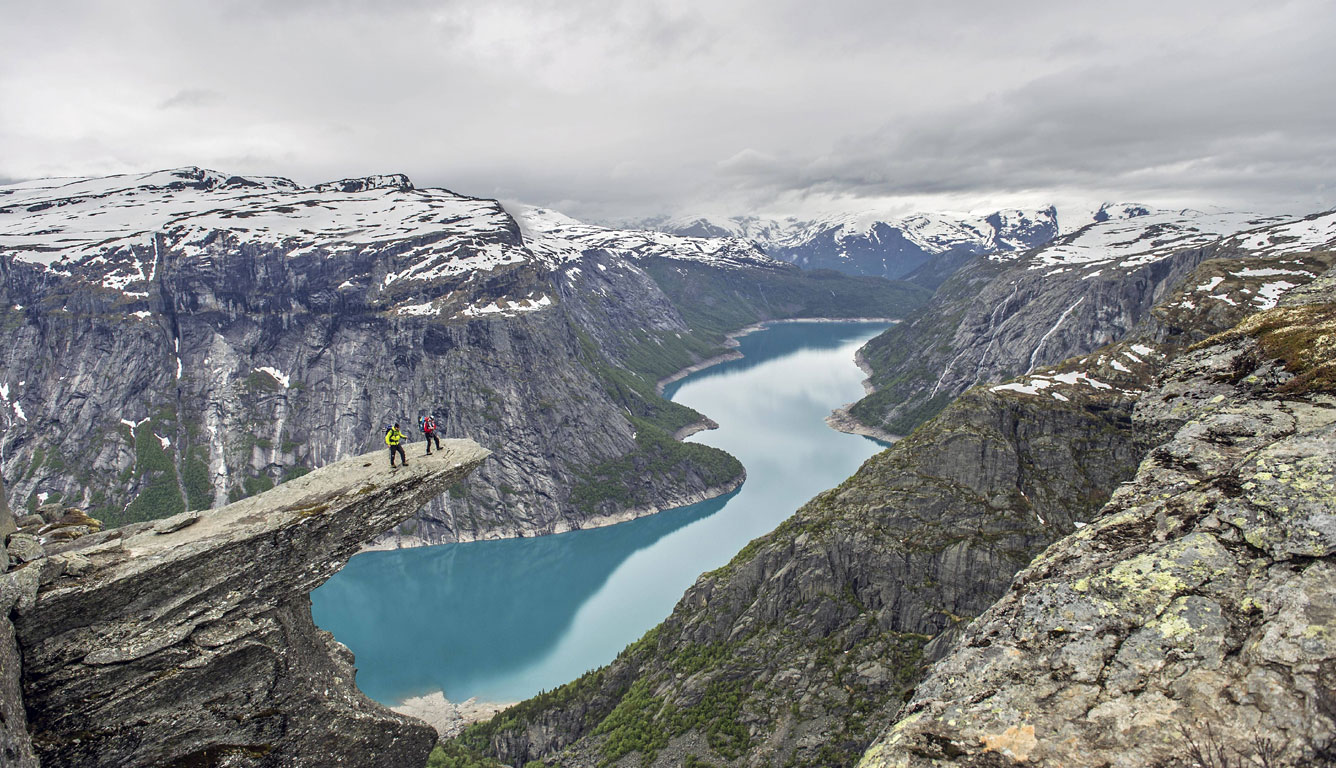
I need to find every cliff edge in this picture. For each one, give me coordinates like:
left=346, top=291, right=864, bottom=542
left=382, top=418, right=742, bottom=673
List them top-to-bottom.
left=1, top=439, right=489, bottom=768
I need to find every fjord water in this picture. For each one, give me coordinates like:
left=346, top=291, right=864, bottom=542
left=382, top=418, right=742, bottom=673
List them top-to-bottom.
left=311, top=321, right=890, bottom=705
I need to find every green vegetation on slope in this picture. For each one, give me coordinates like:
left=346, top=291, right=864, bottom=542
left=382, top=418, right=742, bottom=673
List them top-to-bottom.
left=571, top=416, right=742, bottom=516
left=108, top=419, right=185, bottom=527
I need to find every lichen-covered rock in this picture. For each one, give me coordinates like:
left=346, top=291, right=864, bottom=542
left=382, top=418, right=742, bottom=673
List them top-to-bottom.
left=859, top=285, right=1336, bottom=768
left=12, top=440, right=488, bottom=768
left=5, top=533, right=42, bottom=564
left=1, top=565, right=41, bottom=768
left=1, top=615, right=38, bottom=768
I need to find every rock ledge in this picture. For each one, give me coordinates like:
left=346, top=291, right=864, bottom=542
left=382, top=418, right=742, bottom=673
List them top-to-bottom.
left=3, top=440, right=488, bottom=768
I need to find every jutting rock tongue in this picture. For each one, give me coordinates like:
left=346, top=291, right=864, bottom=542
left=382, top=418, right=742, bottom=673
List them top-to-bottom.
left=6, top=439, right=489, bottom=768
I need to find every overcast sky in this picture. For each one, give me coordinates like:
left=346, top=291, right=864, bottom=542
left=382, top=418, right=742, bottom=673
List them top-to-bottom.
left=2, top=0, right=1333, bottom=223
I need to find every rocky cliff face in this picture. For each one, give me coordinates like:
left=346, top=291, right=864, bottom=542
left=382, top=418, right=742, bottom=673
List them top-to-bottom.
left=0, top=168, right=925, bottom=546
left=850, top=207, right=1336, bottom=436
left=860, top=271, right=1336, bottom=768
left=1, top=439, right=487, bottom=768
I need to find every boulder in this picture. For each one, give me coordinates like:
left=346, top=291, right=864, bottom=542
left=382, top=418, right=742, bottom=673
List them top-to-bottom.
left=35, top=503, right=65, bottom=523
left=151, top=509, right=200, bottom=534
left=6, top=534, right=43, bottom=564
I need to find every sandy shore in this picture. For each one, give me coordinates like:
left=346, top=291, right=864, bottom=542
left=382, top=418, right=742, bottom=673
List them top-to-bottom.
left=823, top=346, right=902, bottom=444
left=825, top=406, right=900, bottom=444
left=392, top=691, right=515, bottom=739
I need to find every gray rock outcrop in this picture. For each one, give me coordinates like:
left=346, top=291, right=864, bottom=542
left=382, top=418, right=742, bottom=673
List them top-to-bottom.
left=860, top=279, right=1336, bottom=767
left=4, top=439, right=488, bottom=768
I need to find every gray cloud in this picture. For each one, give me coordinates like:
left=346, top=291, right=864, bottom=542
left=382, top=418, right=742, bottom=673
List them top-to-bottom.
left=1, top=0, right=1332, bottom=220
left=159, top=88, right=223, bottom=110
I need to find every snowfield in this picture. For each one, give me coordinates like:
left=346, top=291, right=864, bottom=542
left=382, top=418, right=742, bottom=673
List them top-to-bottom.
left=992, top=203, right=1335, bottom=271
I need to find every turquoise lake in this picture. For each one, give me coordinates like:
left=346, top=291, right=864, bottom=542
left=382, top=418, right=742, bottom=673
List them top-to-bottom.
left=310, top=321, right=891, bottom=706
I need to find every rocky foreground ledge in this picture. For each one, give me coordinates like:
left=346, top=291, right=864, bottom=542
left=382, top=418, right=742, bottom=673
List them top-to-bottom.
left=860, top=278, right=1336, bottom=766
left=1, top=440, right=489, bottom=768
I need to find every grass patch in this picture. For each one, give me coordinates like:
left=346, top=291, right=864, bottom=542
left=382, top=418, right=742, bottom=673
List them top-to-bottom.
left=1219, top=302, right=1336, bottom=394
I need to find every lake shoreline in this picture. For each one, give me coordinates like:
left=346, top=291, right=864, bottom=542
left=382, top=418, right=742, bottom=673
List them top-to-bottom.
left=824, top=348, right=902, bottom=444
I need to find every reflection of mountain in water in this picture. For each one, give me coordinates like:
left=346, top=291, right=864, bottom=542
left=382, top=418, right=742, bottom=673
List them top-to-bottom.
left=664, top=322, right=888, bottom=398
left=312, top=488, right=737, bottom=703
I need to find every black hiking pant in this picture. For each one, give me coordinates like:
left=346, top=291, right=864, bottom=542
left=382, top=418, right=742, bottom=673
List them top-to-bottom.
left=424, top=430, right=441, bottom=453
left=389, top=443, right=407, bottom=467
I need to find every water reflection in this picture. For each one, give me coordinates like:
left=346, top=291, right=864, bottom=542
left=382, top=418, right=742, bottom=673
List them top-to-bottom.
left=312, top=321, right=889, bottom=704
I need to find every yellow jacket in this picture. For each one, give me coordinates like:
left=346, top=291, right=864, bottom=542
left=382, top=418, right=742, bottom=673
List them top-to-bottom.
left=385, top=427, right=404, bottom=446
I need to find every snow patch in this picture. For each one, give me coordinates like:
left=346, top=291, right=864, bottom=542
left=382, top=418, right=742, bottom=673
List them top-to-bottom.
left=1230, top=267, right=1313, bottom=278
left=1196, top=276, right=1225, bottom=292
left=1254, top=281, right=1298, bottom=310
left=457, top=294, right=553, bottom=318
left=396, top=302, right=440, bottom=317
left=254, top=366, right=291, bottom=388
left=992, top=379, right=1052, bottom=396
left=155, top=433, right=171, bottom=450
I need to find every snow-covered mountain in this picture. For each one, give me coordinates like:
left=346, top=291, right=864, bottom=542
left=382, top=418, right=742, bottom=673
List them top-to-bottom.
left=0, top=167, right=777, bottom=314
left=999, top=203, right=1334, bottom=272
left=511, top=205, right=776, bottom=270
left=635, top=207, right=1060, bottom=279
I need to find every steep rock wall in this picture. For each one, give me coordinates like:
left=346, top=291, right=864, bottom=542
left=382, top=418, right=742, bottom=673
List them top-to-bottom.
left=0, top=243, right=734, bottom=544
left=850, top=244, right=1218, bottom=436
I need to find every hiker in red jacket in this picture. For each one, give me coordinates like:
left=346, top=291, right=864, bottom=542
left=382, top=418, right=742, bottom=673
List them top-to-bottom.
left=420, top=414, right=442, bottom=455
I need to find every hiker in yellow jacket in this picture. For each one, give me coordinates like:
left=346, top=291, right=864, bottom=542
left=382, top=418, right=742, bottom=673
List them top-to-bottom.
left=385, top=423, right=408, bottom=468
